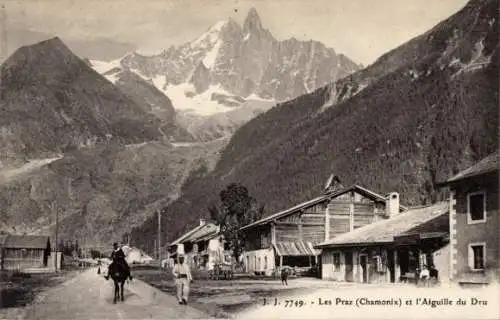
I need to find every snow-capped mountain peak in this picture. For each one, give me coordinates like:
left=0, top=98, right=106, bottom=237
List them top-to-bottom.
left=102, top=8, right=360, bottom=117
left=191, top=20, right=230, bottom=47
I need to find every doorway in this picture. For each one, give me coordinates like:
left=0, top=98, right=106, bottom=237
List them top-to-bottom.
left=387, top=249, right=395, bottom=283
left=344, top=251, right=353, bottom=282
left=359, top=254, right=368, bottom=283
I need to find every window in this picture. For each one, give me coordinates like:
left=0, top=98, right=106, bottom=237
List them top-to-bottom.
left=467, top=192, right=486, bottom=223
left=468, top=243, right=486, bottom=271
left=333, top=252, right=341, bottom=270
left=264, top=256, right=268, bottom=269
left=258, top=257, right=261, bottom=270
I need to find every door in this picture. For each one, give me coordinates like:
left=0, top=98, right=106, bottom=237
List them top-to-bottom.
left=387, top=249, right=395, bottom=283
left=344, top=251, right=353, bottom=282
left=316, top=254, right=322, bottom=278
left=360, top=255, right=368, bottom=283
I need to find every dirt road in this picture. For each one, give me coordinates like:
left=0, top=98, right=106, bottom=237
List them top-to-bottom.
left=19, top=268, right=209, bottom=320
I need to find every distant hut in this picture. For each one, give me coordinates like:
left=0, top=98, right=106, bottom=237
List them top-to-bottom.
left=1, top=235, right=51, bottom=271
left=122, top=245, right=154, bottom=264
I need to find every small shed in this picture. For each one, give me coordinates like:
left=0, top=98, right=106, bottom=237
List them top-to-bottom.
left=1, top=235, right=51, bottom=271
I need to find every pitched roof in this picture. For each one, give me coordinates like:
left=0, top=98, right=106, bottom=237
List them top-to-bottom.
left=442, top=151, right=499, bottom=184
left=240, top=184, right=406, bottom=231
left=315, top=202, right=449, bottom=248
left=169, top=222, right=219, bottom=246
left=183, top=223, right=219, bottom=243
left=3, top=235, right=50, bottom=249
left=273, top=241, right=320, bottom=256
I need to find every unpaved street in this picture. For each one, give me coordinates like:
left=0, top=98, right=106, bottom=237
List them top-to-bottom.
left=17, top=268, right=209, bottom=320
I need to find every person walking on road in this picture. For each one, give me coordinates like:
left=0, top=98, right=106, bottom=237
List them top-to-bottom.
left=172, top=255, right=192, bottom=305
left=281, top=267, right=289, bottom=286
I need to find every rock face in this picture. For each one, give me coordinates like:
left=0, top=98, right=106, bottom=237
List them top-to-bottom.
left=130, top=0, right=499, bottom=252
left=87, top=8, right=359, bottom=142
left=118, top=9, right=360, bottom=109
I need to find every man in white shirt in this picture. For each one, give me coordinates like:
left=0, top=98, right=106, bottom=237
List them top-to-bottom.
left=172, top=255, right=192, bottom=305
left=419, top=265, right=430, bottom=287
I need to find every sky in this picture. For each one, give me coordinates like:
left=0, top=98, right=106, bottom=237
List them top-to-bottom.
left=3, top=0, right=469, bottom=65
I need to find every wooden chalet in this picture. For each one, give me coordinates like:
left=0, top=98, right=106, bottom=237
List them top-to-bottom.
left=239, top=176, right=407, bottom=276
left=315, top=202, right=449, bottom=284
left=167, top=219, right=231, bottom=270
left=1, top=235, right=51, bottom=271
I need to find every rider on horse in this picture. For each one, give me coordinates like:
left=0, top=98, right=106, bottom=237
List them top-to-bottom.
left=104, top=242, right=132, bottom=281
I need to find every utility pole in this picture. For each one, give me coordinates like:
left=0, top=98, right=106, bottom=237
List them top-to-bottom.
left=50, top=201, right=59, bottom=272
left=56, top=205, right=59, bottom=253
left=157, top=209, right=161, bottom=267
left=154, top=239, right=157, bottom=259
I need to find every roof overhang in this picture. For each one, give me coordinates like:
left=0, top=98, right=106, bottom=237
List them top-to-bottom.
left=436, top=167, right=499, bottom=187
left=240, top=184, right=404, bottom=231
left=240, top=196, right=328, bottom=231
left=394, top=232, right=449, bottom=245
left=274, top=241, right=320, bottom=256
left=314, top=241, right=393, bottom=249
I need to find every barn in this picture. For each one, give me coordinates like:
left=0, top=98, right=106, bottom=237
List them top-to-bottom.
left=239, top=175, right=407, bottom=277
left=1, top=235, right=51, bottom=271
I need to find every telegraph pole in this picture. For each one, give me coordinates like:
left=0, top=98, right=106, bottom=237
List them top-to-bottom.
left=50, top=201, right=59, bottom=272
left=55, top=205, right=59, bottom=252
left=157, top=209, right=161, bottom=267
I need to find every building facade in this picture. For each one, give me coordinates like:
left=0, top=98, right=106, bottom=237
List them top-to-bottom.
left=438, top=151, right=499, bottom=284
left=240, top=177, right=406, bottom=276
left=315, top=202, right=449, bottom=284
left=167, top=219, right=231, bottom=270
left=0, top=235, right=51, bottom=271
left=122, top=245, right=154, bottom=264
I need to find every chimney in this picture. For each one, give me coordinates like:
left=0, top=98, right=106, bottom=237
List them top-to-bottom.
left=385, top=192, right=400, bottom=217
left=200, top=219, right=206, bottom=226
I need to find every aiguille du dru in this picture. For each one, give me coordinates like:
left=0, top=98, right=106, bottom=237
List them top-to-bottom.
left=415, top=298, right=453, bottom=308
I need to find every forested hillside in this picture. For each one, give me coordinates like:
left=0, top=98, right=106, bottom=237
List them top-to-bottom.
left=131, top=0, right=499, bottom=254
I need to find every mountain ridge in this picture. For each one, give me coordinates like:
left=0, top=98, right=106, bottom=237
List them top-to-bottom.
left=130, top=0, right=499, bottom=253
left=89, top=8, right=360, bottom=141
left=118, top=8, right=360, bottom=110
left=0, top=36, right=164, bottom=160
left=0, top=37, right=220, bottom=247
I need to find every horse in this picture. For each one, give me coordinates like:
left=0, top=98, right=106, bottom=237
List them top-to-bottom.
left=108, top=261, right=131, bottom=304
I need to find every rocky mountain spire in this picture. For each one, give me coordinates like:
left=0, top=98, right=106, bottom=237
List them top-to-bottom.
left=118, top=5, right=360, bottom=108
left=243, top=8, right=263, bottom=34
